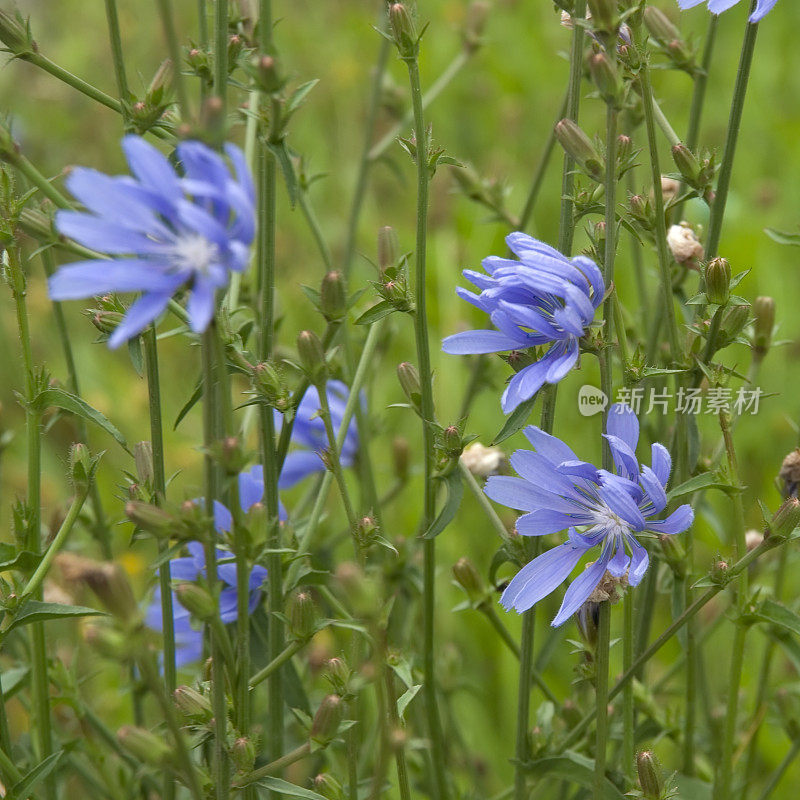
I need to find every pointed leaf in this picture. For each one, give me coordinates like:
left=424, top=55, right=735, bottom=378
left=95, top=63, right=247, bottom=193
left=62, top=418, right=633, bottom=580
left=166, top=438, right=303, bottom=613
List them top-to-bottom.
left=32, top=387, right=127, bottom=449
left=492, top=393, right=539, bottom=445
left=423, top=469, right=464, bottom=539
left=6, top=600, right=105, bottom=633
left=11, top=750, right=65, bottom=800
left=522, top=752, right=626, bottom=800
left=254, top=778, right=327, bottom=799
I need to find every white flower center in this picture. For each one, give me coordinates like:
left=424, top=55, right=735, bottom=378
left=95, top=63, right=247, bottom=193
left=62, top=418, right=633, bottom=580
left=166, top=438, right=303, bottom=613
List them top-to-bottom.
left=170, top=234, right=219, bottom=275
left=588, top=503, right=629, bottom=540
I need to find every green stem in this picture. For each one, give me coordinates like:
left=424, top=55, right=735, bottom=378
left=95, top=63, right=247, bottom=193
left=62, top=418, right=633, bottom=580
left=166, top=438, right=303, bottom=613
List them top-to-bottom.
left=104, top=0, right=129, bottom=120
left=156, top=0, right=191, bottom=120
left=215, top=0, right=228, bottom=109
left=259, top=0, right=273, bottom=52
left=557, top=0, right=586, bottom=256
left=706, top=11, right=760, bottom=260
left=405, top=51, right=449, bottom=800
left=142, top=326, right=177, bottom=699
left=201, top=327, right=230, bottom=800
left=459, top=461, right=512, bottom=545
left=20, top=489, right=88, bottom=601
left=622, top=591, right=634, bottom=780
left=594, top=601, right=612, bottom=800
left=514, top=609, right=536, bottom=800
left=249, top=639, right=305, bottom=688
left=383, top=662, right=412, bottom=800
left=237, top=743, right=311, bottom=786
left=0, top=746, right=23, bottom=786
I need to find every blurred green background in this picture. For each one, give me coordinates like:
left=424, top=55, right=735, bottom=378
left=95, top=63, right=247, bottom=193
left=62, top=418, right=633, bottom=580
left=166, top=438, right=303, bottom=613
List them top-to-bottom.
left=3, top=0, right=800, bottom=796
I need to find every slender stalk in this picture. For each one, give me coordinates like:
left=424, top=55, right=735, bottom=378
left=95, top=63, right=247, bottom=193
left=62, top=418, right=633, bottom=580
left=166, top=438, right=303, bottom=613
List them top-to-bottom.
left=103, top=0, right=129, bottom=117
left=156, top=0, right=190, bottom=120
left=215, top=0, right=228, bottom=108
left=557, top=0, right=586, bottom=256
left=706, top=11, right=760, bottom=260
left=404, top=50, right=449, bottom=800
left=6, top=247, right=53, bottom=800
left=201, top=326, right=230, bottom=800
left=143, top=327, right=177, bottom=699
left=713, top=410, right=750, bottom=800
left=459, top=461, right=512, bottom=545
left=20, top=489, right=88, bottom=601
left=622, top=590, right=634, bottom=780
left=594, top=601, right=612, bottom=800
left=514, top=609, right=536, bottom=800
left=249, top=639, right=305, bottom=688
left=383, top=662, right=412, bottom=800
left=237, top=743, right=311, bottom=786
left=0, top=746, right=23, bottom=786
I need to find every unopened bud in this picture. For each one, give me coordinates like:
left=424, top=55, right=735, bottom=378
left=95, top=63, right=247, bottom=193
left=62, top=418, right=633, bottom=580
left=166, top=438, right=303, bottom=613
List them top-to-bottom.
left=587, top=0, right=617, bottom=32
left=462, top=1, right=490, bottom=53
left=389, top=4, right=417, bottom=58
left=644, top=6, right=681, bottom=45
left=0, top=9, right=34, bottom=56
left=588, top=52, right=623, bottom=108
left=255, top=54, right=283, bottom=93
left=148, top=59, right=173, bottom=97
left=555, top=119, right=604, bottom=182
left=616, top=134, right=632, bottom=163
left=672, top=144, right=701, bottom=186
left=661, top=176, right=680, bottom=206
left=667, top=223, right=703, bottom=265
left=378, top=226, right=399, bottom=273
left=705, top=257, right=731, bottom=306
left=320, top=270, right=347, bottom=322
left=752, top=296, right=775, bottom=356
left=720, top=304, right=750, bottom=343
left=90, top=309, right=123, bottom=335
left=297, top=330, right=327, bottom=384
left=252, top=361, right=289, bottom=411
left=397, top=362, right=421, bottom=410
left=442, top=425, right=462, bottom=458
left=392, top=436, right=410, bottom=481
left=134, top=441, right=154, bottom=487
left=460, top=441, right=505, bottom=477
left=69, top=442, right=94, bottom=493
left=780, top=450, right=800, bottom=498
left=770, top=497, right=800, bottom=540
left=126, top=500, right=175, bottom=536
left=356, top=515, right=378, bottom=547
left=745, top=530, right=764, bottom=552
left=58, top=553, right=139, bottom=622
left=452, top=558, right=484, bottom=603
left=711, top=559, right=729, bottom=585
left=174, top=582, right=216, bottom=621
left=288, top=590, right=318, bottom=640
left=576, top=602, right=599, bottom=648
left=325, top=657, right=352, bottom=695
left=174, top=685, right=212, bottom=720
left=311, top=694, right=343, bottom=747
left=118, top=726, right=172, bottom=767
left=231, top=737, right=256, bottom=772
left=636, top=750, right=665, bottom=800
left=313, top=773, right=343, bottom=799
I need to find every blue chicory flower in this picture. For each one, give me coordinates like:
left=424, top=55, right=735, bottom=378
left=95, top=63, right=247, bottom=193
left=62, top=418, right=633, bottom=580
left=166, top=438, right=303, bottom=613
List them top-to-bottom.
left=677, top=0, right=777, bottom=23
left=49, top=135, right=255, bottom=348
left=442, top=233, right=605, bottom=414
left=278, top=380, right=359, bottom=489
left=484, top=404, right=693, bottom=626
left=145, top=470, right=268, bottom=667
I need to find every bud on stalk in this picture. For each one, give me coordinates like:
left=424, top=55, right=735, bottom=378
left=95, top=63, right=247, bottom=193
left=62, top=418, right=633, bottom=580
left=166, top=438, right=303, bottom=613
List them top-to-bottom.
left=587, top=0, right=618, bottom=33
left=389, top=3, right=418, bottom=58
left=588, top=52, right=624, bottom=109
left=555, top=119, right=605, bottom=183
left=672, top=143, right=701, bottom=186
left=378, top=226, right=399, bottom=273
left=704, top=257, right=731, bottom=306
left=320, top=270, right=347, bottom=322
left=752, top=296, right=775, bottom=356
left=297, top=329, right=327, bottom=385
left=397, top=362, right=422, bottom=411
left=134, top=441, right=154, bottom=487
left=769, top=497, right=800, bottom=540
left=452, top=557, right=484, bottom=603
left=174, top=582, right=216, bottom=621
left=288, top=590, right=318, bottom=641
left=174, top=685, right=213, bottom=720
left=311, top=694, right=343, bottom=747
left=118, top=726, right=173, bottom=767
left=636, top=750, right=665, bottom=800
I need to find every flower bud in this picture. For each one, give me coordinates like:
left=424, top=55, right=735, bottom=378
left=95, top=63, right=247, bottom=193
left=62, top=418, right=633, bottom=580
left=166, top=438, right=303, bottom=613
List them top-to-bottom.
left=587, top=0, right=617, bottom=33
left=462, top=1, right=490, bottom=53
left=389, top=4, right=417, bottom=58
left=644, top=7, right=681, bottom=45
left=0, top=9, right=34, bottom=57
left=588, top=52, right=623, bottom=109
left=255, top=54, right=283, bottom=94
left=148, top=59, right=174, bottom=97
left=555, top=119, right=604, bottom=183
left=616, top=134, right=632, bottom=164
left=672, top=144, right=701, bottom=186
left=661, top=176, right=680, bottom=206
left=18, top=206, right=54, bottom=241
left=667, top=223, right=703, bottom=265
left=378, top=226, right=399, bottom=273
left=705, top=257, right=731, bottom=306
left=320, top=270, right=347, bottom=322
left=752, top=296, right=775, bottom=356
left=720, top=304, right=750, bottom=343
left=90, top=309, right=124, bottom=335
left=297, top=330, right=327, bottom=384
left=252, top=361, right=289, bottom=411
left=397, top=362, right=421, bottom=410
left=442, top=425, right=463, bottom=459
left=392, top=436, right=410, bottom=481
left=134, top=441, right=154, bottom=488
left=69, top=442, right=95, bottom=494
left=460, top=442, right=505, bottom=477
left=779, top=450, right=800, bottom=498
left=770, top=498, right=800, bottom=540
left=125, top=500, right=175, bottom=537
left=356, top=515, right=378, bottom=548
left=659, top=534, right=686, bottom=578
left=58, top=553, right=139, bottom=623
left=452, top=557, right=484, bottom=603
left=711, top=559, right=729, bottom=585
left=174, top=582, right=216, bottom=621
left=288, top=590, right=318, bottom=641
left=325, top=657, right=352, bottom=695
left=174, top=685, right=213, bottom=721
left=311, top=694, right=343, bottom=747
left=118, top=726, right=172, bottom=767
left=231, top=736, right=256, bottom=772
left=636, top=750, right=665, bottom=800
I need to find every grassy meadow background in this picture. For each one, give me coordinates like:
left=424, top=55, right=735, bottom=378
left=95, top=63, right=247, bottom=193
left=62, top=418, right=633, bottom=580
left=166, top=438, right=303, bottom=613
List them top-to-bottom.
left=3, top=0, right=800, bottom=795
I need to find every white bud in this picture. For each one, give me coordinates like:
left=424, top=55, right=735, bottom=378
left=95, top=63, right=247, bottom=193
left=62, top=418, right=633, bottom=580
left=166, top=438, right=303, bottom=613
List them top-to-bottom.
left=667, top=222, right=704, bottom=265
left=460, top=442, right=506, bottom=477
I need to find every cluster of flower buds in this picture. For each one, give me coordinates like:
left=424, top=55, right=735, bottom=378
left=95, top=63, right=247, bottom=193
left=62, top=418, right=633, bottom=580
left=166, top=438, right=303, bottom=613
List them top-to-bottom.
left=643, top=6, right=696, bottom=74
left=0, top=9, right=36, bottom=59
left=125, top=59, right=173, bottom=135
left=450, top=163, right=515, bottom=226
left=368, top=226, right=414, bottom=316
left=86, top=294, right=126, bottom=340
left=251, top=360, right=290, bottom=412
left=125, top=497, right=210, bottom=542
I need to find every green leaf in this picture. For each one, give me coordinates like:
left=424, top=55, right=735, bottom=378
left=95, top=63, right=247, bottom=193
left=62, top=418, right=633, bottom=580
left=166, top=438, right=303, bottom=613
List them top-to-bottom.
left=285, top=79, right=320, bottom=117
left=765, top=227, right=800, bottom=247
left=355, top=300, right=397, bottom=326
left=127, top=335, right=144, bottom=376
left=174, top=376, right=203, bottom=430
left=32, top=387, right=127, bottom=449
left=492, top=393, right=539, bottom=445
left=423, top=469, right=464, bottom=539
left=667, top=472, right=739, bottom=501
left=0, top=543, right=41, bottom=574
left=752, top=598, right=800, bottom=637
left=6, top=600, right=105, bottom=633
left=389, top=657, right=415, bottom=690
left=0, top=665, right=29, bottom=697
left=397, top=685, right=422, bottom=720
left=12, top=750, right=65, bottom=800
left=522, top=753, right=626, bottom=800
left=254, top=778, right=327, bottom=799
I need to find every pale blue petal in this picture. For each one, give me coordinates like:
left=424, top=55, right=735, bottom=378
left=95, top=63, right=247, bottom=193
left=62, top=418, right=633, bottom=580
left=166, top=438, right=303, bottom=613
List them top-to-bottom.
left=48, top=259, right=182, bottom=300
left=108, top=292, right=171, bottom=348
left=442, top=329, right=527, bottom=354
left=646, top=504, right=694, bottom=535
left=551, top=550, right=612, bottom=627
